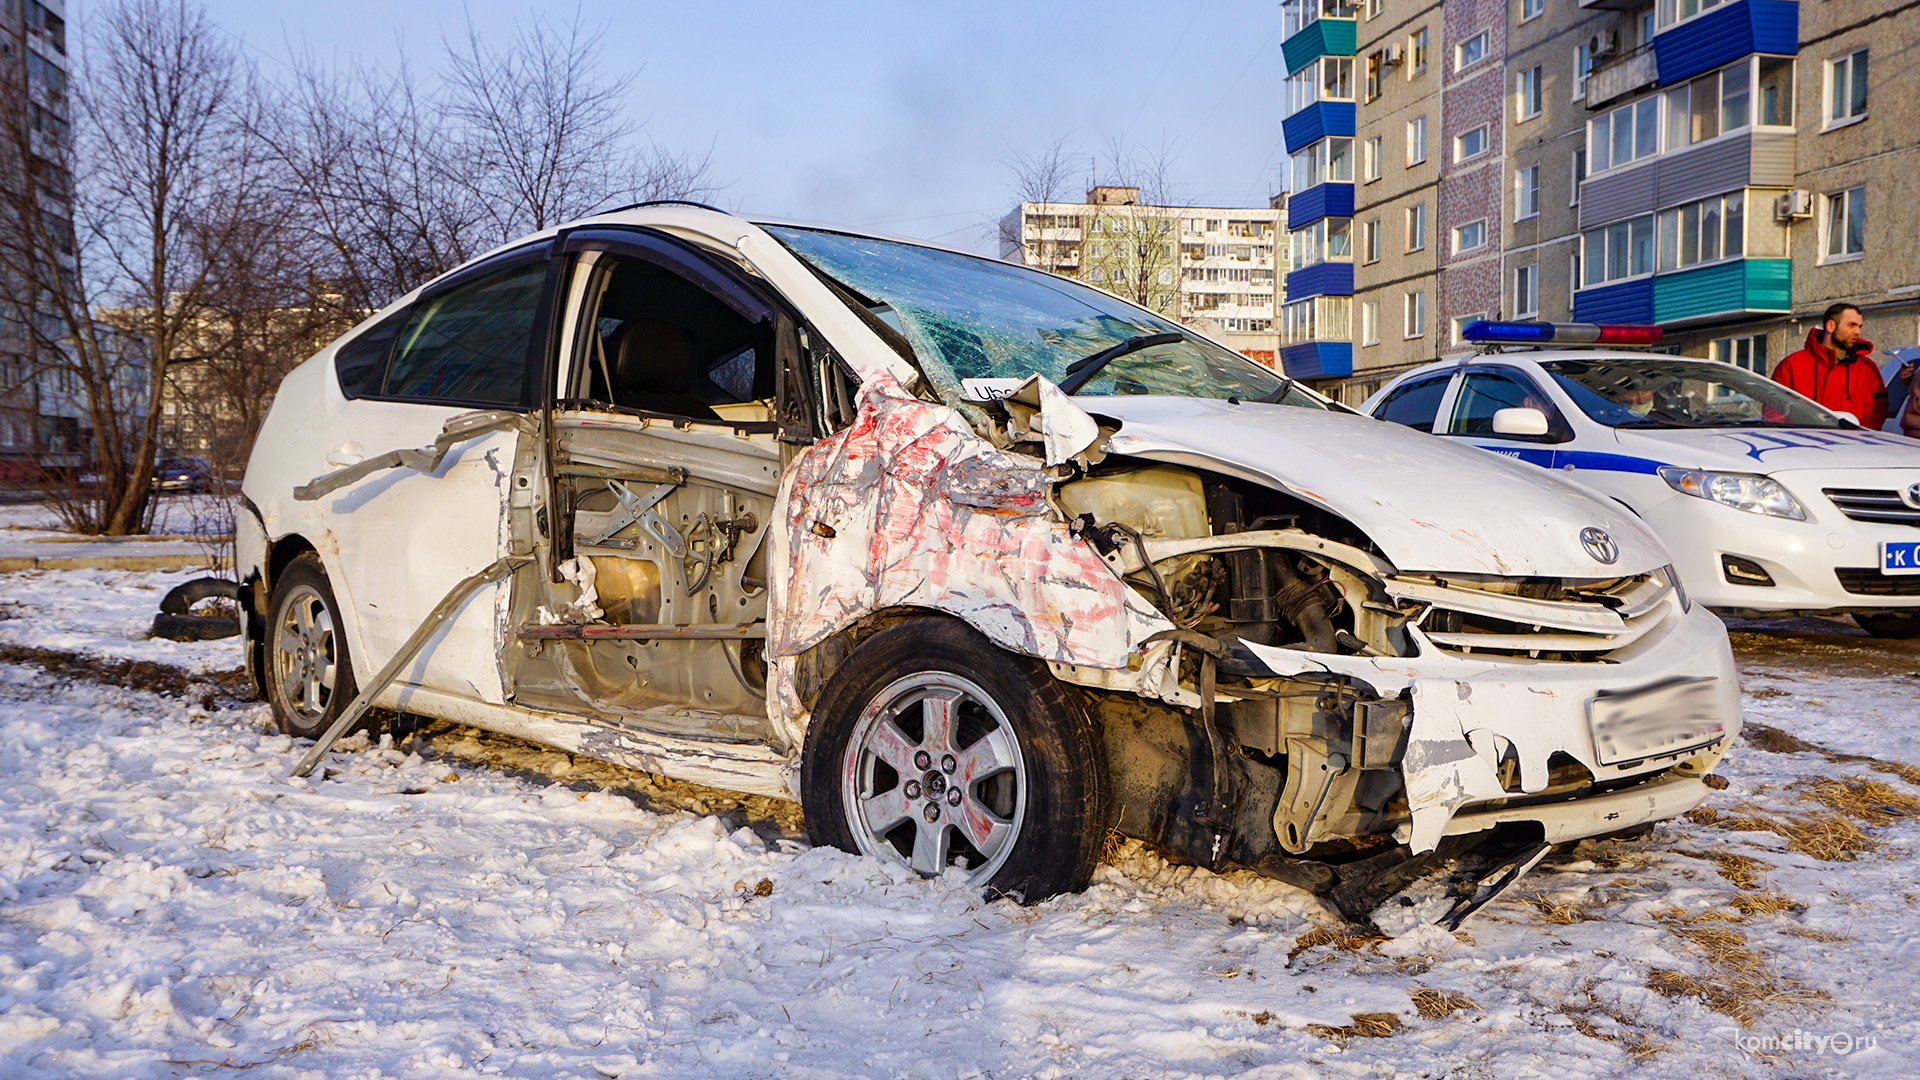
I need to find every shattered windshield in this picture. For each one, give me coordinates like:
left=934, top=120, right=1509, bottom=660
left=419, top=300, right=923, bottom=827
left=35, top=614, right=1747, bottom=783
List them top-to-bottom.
left=763, top=225, right=1325, bottom=408
left=1541, top=357, right=1846, bottom=430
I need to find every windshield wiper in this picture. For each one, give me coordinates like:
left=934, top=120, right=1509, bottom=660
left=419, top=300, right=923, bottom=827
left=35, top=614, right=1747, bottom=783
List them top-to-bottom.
left=1058, top=332, right=1183, bottom=394
left=1253, top=375, right=1296, bottom=404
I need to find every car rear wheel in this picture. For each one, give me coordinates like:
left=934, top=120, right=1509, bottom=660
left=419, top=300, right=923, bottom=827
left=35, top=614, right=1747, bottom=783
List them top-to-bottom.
left=266, top=554, right=360, bottom=739
left=1854, top=611, right=1920, bottom=639
left=800, top=618, right=1110, bottom=902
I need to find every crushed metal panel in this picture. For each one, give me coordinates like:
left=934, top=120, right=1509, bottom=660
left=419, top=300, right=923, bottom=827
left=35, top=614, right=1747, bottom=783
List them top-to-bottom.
left=766, top=374, right=1171, bottom=736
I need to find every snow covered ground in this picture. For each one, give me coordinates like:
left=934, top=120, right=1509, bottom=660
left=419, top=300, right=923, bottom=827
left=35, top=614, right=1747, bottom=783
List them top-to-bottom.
left=2, top=568, right=1916, bottom=1079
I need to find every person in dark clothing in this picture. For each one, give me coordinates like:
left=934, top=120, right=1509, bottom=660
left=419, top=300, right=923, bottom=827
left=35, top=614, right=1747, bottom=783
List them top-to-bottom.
left=1771, top=303, right=1887, bottom=428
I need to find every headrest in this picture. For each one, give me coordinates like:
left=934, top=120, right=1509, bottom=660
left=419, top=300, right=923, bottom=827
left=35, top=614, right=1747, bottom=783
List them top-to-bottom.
left=610, top=319, right=700, bottom=395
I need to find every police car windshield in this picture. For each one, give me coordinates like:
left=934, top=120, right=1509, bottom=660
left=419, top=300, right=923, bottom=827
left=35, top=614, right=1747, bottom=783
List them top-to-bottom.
left=763, top=225, right=1327, bottom=408
left=1540, top=357, right=1847, bottom=430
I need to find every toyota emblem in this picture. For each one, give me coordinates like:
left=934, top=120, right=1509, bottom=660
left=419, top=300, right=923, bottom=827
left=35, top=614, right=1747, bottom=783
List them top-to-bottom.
left=1905, top=482, right=1920, bottom=509
left=1580, top=527, right=1619, bottom=565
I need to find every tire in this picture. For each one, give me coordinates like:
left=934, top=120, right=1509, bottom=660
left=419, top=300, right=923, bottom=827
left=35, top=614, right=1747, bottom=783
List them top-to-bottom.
left=265, top=554, right=360, bottom=739
left=1854, top=611, right=1920, bottom=639
left=800, top=618, right=1110, bottom=902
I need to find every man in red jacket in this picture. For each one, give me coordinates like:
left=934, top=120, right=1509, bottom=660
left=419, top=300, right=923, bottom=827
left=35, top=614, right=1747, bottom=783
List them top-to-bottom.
left=1771, top=303, right=1888, bottom=429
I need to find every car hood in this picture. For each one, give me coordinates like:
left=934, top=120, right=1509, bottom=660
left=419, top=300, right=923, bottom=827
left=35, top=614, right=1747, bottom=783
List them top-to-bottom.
left=1089, top=396, right=1668, bottom=578
left=1614, top=425, right=1920, bottom=473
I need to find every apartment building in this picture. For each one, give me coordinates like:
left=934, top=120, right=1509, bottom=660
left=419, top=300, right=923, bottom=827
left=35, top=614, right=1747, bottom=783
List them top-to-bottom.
left=0, top=0, right=74, bottom=477
left=1275, top=0, right=1359, bottom=383
left=1001, top=187, right=1282, bottom=364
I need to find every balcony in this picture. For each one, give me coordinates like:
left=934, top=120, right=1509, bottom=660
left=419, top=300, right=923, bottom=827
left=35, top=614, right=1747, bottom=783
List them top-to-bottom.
left=1652, top=0, right=1798, bottom=86
left=1281, top=17, right=1356, bottom=73
left=1585, top=48, right=1660, bottom=109
left=1282, top=102, right=1356, bottom=155
left=1579, top=130, right=1794, bottom=230
left=1286, top=183, right=1355, bottom=230
left=1652, top=258, right=1789, bottom=325
left=1285, top=261, right=1354, bottom=302
left=1571, top=278, right=1655, bottom=324
left=1280, top=342, right=1353, bottom=380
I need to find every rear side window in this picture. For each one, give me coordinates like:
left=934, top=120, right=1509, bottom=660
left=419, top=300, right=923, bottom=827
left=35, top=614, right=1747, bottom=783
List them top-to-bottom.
left=383, top=260, right=547, bottom=406
left=333, top=309, right=408, bottom=399
left=1375, top=375, right=1450, bottom=432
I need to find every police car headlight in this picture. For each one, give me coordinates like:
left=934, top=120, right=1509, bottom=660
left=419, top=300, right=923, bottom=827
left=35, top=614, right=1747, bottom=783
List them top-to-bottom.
left=1658, top=467, right=1806, bottom=520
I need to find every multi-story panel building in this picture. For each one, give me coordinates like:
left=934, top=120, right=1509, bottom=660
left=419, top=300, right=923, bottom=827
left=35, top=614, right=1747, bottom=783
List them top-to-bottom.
left=0, top=0, right=74, bottom=477
left=1435, top=0, right=1506, bottom=348
left=1001, top=187, right=1281, bottom=364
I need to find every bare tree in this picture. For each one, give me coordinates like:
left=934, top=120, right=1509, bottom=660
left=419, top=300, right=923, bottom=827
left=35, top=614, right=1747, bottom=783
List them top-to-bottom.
left=0, top=0, right=269, bottom=534
left=442, top=10, right=718, bottom=247
left=997, top=135, right=1083, bottom=273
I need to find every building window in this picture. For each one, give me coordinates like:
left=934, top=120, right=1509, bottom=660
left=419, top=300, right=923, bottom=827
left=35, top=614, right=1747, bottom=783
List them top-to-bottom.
left=1367, top=0, right=1383, bottom=18
left=1521, top=0, right=1545, bottom=21
left=1656, top=0, right=1737, bottom=34
left=1410, top=28, right=1428, bottom=76
left=1457, top=31, right=1490, bottom=72
left=1574, top=43, right=1595, bottom=100
left=1828, top=50, right=1868, bottom=126
left=1366, top=52, right=1384, bottom=102
left=1663, top=59, right=1762, bottom=149
left=1517, top=66, right=1542, bottom=122
left=1589, top=96, right=1659, bottom=173
left=1407, top=115, right=1428, bottom=165
left=1455, top=124, right=1490, bottom=163
left=1364, top=135, right=1383, bottom=182
left=1290, top=136, right=1354, bottom=194
left=1571, top=148, right=1585, bottom=206
left=1515, top=164, right=1540, bottom=220
left=1822, top=186, right=1865, bottom=261
left=1657, top=191, right=1744, bottom=271
left=1406, top=203, right=1427, bottom=252
left=1580, top=215, right=1656, bottom=286
left=1364, top=217, right=1381, bottom=264
left=1290, top=218, right=1352, bottom=270
left=1453, top=219, right=1488, bottom=254
left=1515, top=263, right=1539, bottom=317
left=1404, top=290, right=1427, bottom=338
left=1361, top=300, right=1380, bottom=345
left=1451, top=313, right=1487, bottom=346
left=1712, top=333, right=1767, bottom=374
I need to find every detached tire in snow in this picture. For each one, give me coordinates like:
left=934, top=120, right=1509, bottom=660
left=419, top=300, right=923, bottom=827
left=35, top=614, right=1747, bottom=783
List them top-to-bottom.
left=265, top=554, right=360, bottom=740
left=1854, top=612, right=1920, bottom=639
left=800, top=618, right=1111, bottom=902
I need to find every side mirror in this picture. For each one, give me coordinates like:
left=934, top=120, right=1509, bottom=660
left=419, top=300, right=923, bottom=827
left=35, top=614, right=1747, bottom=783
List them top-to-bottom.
left=1491, top=407, right=1550, bottom=437
left=1833, top=409, right=1860, bottom=426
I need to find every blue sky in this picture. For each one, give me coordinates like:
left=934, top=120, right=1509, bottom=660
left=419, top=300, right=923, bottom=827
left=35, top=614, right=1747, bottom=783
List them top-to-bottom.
left=198, top=0, right=1288, bottom=251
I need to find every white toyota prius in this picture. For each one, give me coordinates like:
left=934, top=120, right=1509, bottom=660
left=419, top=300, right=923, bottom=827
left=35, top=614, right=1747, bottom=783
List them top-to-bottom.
left=237, top=211, right=1738, bottom=917
left=1365, top=321, right=1920, bottom=637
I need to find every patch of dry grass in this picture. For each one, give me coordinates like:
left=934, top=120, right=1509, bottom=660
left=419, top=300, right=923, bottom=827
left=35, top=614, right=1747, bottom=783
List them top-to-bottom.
left=1741, top=723, right=1920, bottom=785
left=1799, top=776, right=1920, bottom=826
left=1686, top=803, right=1876, bottom=861
left=1670, top=847, right=1768, bottom=889
left=1729, top=891, right=1801, bottom=917
left=1524, top=893, right=1604, bottom=924
left=1647, top=910, right=1829, bottom=1026
left=1286, top=925, right=1386, bottom=963
left=1779, top=926, right=1849, bottom=942
left=1559, top=983, right=1665, bottom=1058
left=1410, top=988, right=1478, bottom=1019
left=1306, top=1012, right=1402, bottom=1042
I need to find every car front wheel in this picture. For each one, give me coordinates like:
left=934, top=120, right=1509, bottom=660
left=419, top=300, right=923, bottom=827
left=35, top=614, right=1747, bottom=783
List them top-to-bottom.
left=266, top=554, right=360, bottom=739
left=1854, top=611, right=1920, bottom=639
left=800, top=618, right=1110, bottom=902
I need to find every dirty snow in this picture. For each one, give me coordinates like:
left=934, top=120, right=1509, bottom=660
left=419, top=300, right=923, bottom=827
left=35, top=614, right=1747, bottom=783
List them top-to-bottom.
left=1, top=569, right=1917, bottom=1078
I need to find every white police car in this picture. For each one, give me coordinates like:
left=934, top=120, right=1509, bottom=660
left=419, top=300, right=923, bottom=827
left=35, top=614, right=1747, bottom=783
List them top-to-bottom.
left=1364, top=321, right=1920, bottom=637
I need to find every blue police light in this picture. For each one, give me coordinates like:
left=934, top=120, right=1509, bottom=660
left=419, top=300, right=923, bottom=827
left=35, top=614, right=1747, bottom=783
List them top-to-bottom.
left=1461, top=320, right=1663, bottom=346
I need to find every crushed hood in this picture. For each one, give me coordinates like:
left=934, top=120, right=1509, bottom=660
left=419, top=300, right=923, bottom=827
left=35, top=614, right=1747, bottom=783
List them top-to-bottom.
left=1088, top=396, right=1668, bottom=578
left=1617, top=425, right=1920, bottom=473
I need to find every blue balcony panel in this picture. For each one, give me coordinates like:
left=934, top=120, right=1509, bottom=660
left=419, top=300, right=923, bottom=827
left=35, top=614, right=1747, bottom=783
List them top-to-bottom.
left=1653, top=0, right=1798, bottom=86
left=1282, top=102, right=1356, bottom=155
left=1287, top=183, right=1355, bottom=230
left=1284, top=261, right=1354, bottom=302
left=1571, top=278, right=1655, bottom=324
left=1279, top=342, right=1353, bottom=381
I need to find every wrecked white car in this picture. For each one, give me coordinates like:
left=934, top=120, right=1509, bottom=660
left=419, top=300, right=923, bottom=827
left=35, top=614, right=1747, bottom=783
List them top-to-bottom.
left=236, top=205, right=1739, bottom=917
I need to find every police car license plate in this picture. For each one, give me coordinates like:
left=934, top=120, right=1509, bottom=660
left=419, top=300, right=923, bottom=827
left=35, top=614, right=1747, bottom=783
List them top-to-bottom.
left=1881, top=541, right=1920, bottom=575
left=1588, top=678, right=1725, bottom=766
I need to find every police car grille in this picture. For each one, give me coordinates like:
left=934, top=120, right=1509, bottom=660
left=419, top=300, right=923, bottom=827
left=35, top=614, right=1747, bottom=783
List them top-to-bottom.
left=1823, top=488, right=1920, bottom=527
left=1835, top=568, right=1920, bottom=596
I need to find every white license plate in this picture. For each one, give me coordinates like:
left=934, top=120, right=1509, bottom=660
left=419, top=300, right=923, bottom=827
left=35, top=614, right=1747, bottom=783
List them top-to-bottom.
left=1882, top=541, right=1920, bottom=575
left=1588, top=678, right=1725, bottom=766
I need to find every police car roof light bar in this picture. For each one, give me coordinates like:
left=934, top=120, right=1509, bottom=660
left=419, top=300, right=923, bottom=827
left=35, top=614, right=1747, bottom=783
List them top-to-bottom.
left=1461, top=320, right=1663, bottom=346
